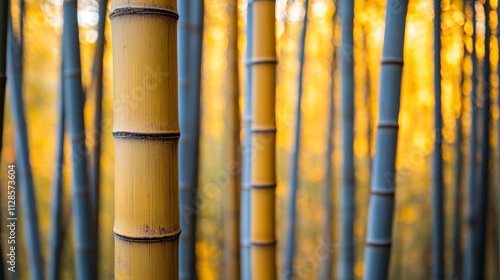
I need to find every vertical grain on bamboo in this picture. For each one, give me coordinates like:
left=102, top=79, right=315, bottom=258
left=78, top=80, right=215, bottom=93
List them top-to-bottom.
left=111, top=1, right=180, bottom=278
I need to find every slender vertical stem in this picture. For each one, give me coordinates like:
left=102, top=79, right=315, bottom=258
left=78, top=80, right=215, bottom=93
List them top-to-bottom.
left=62, top=0, right=96, bottom=278
left=90, top=0, right=108, bottom=272
left=178, top=0, right=204, bottom=278
left=223, top=0, right=241, bottom=278
left=283, top=0, right=309, bottom=277
left=339, top=0, right=355, bottom=279
left=432, top=0, right=444, bottom=278
left=464, top=0, right=479, bottom=277
left=497, top=0, right=500, bottom=276
left=111, top=1, right=180, bottom=278
left=250, top=1, right=277, bottom=279
left=363, top=1, right=409, bottom=279
left=475, top=1, right=491, bottom=278
left=241, top=2, right=253, bottom=279
left=7, top=14, right=45, bottom=280
left=362, top=23, right=372, bottom=172
left=320, top=42, right=337, bottom=280
left=451, top=43, right=466, bottom=280
left=48, top=64, right=65, bottom=280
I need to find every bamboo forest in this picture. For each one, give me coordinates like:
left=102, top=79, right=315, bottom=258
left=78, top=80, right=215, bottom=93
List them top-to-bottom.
left=2, top=0, right=500, bottom=279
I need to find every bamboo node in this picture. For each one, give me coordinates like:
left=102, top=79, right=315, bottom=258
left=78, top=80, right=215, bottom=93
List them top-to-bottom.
left=109, top=6, right=179, bottom=20
left=381, top=56, right=404, bottom=66
left=246, top=58, right=278, bottom=66
left=63, top=69, right=82, bottom=78
left=377, top=121, right=399, bottom=129
left=251, top=128, right=277, bottom=133
left=113, top=131, right=180, bottom=140
left=251, top=183, right=277, bottom=189
left=370, top=189, right=395, bottom=196
left=113, top=229, right=182, bottom=243
left=365, top=239, right=392, bottom=247
left=251, top=240, right=277, bottom=247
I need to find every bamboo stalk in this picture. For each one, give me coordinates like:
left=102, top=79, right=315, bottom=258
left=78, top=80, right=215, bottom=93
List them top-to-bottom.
left=62, top=0, right=96, bottom=278
left=90, top=0, right=108, bottom=272
left=111, top=0, right=180, bottom=278
left=178, top=0, right=204, bottom=278
left=223, top=0, right=241, bottom=278
left=283, top=0, right=309, bottom=277
left=339, top=0, right=355, bottom=278
left=432, top=0, right=444, bottom=278
left=464, top=0, right=479, bottom=277
left=497, top=0, right=500, bottom=276
left=240, top=1, right=253, bottom=279
left=250, top=1, right=277, bottom=279
left=363, top=1, right=409, bottom=279
left=475, top=1, right=491, bottom=277
left=7, top=14, right=45, bottom=280
left=451, top=40, right=466, bottom=280
left=320, top=41, right=337, bottom=280
left=48, top=63, right=65, bottom=280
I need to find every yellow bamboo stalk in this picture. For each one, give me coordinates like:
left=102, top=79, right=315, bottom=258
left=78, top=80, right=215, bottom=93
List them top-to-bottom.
left=111, top=0, right=180, bottom=279
left=224, top=0, right=242, bottom=279
left=250, top=1, right=277, bottom=279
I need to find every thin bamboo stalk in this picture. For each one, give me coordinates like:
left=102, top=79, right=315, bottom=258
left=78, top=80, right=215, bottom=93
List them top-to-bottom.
left=62, top=0, right=96, bottom=278
left=90, top=0, right=108, bottom=271
left=111, top=0, right=180, bottom=278
left=178, top=0, right=204, bottom=278
left=223, top=0, right=241, bottom=278
left=283, top=0, right=309, bottom=277
left=339, top=0, right=355, bottom=278
left=432, top=0, right=444, bottom=278
left=464, top=0, right=479, bottom=277
left=0, top=1, right=8, bottom=278
left=250, top=1, right=277, bottom=279
left=363, top=1, right=409, bottom=279
left=475, top=1, right=491, bottom=277
left=240, top=2, right=253, bottom=279
left=7, top=15, right=45, bottom=280
left=362, top=23, right=372, bottom=172
left=320, top=43, right=336, bottom=280
left=451, top=44, right=465, bottom=280
left=48, top=63, right=65, bottom=280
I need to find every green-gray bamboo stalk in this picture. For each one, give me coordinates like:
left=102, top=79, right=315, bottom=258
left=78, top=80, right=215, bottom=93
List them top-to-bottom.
left=62, top=0, right=96, bottom=277
left=90, top=0, right=108, bottom=271
left=179, top=0, right=204, bottom=279
left=284, top=0, right=309, bottom=277
left=339, top=0, right=355, bottom=278
left=432, top=0, right=444, bottom=278
left=464, top=0, right=480, bottom=277
left=363, top=1, right=409, bottom=279
left=475, top=1, right=491, bottom=278
left=240, top=2, right=253, bottom=279
left=7, top=12, right=45, bottom=280
left=48, top=63, right=65, bottom=280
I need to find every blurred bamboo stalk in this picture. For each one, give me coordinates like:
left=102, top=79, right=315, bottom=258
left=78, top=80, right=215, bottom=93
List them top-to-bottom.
left=62, top=0, right=96, bottom=277
left=90, top=0, right=108, bottom=272
left=111, top=0, right=180, bottom=278
left=178, top=0, right=204, bottom=278
left=223, top=0, right=241, bottom=278
left=250, top=0, right=277, bottom=279
left=283, top=0, right=309, bottom=277
left=339, top=0, right=355, bottom=278
left=363, top=0, right=409, bottom=279
left=432, top=0, right=444, bottom=278
left=465, top=0, right=480, bottom=277
left=497, top=0, right=500, bottom=276
left=475, top=1, right=491, bottom=278
left=240, top=2, right=253, bottom=279
left=7, top=9, right=45, bottom=280
left=320, top=24, right=337, bottom=280
left=48, top=62, right=65, bottom=280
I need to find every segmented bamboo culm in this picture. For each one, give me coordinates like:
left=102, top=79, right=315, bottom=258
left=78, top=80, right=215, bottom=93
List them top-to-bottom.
left=111, top=0, right=180, bottom=278
left=250, top=0, right=277, bottom=279
left=241, top=1, right=253, bottom=279
left=363, top=1, right=409, bottom=279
